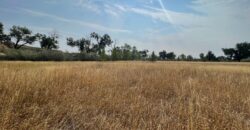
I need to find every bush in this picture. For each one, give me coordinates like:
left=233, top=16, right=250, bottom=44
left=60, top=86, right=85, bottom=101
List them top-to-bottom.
left=0, top=47, right=102, bottom=61
left=0, top=48, right=64, bottom=61
left=38, top=50, right=64, bottom=61
left=64, top=52, right=99, bottom=61
left=241, top=58, right=250, bottom=62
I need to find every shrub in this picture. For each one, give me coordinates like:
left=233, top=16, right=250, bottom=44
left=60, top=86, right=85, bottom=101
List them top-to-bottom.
left=0, top=48, right=64, bottom=61
left=64, top=52, right=99, bottom=61
left=241, top=58, right=250, bottom=62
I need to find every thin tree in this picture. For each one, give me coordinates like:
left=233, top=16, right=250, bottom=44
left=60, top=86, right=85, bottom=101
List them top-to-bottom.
left=150, top=51, right=157, bottom=61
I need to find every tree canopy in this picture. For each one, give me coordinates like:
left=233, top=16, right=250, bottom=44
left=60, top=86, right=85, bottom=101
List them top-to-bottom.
left=0, top=22, right=10, bottom=45
left=0, top=22, right=3, bottom=35
left=9, top=26, right=37, bottom=49
left=37, top=33, right=59, bottom=50
left=67, top=37, right=91, bottom=53
left=222, top=42, right=250, bottom=61
left=159, top=50, right=167, bottom=60
left=206, top=51, right=217, bottom=61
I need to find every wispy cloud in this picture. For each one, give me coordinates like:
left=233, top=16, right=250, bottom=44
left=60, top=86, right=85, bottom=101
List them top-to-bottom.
left=77, top=0, right=101, bottom=13
left=132, top=0, right=250, bottom=55
left=103, top=3, right=204, bottom=29
left=103, top=4, right=130, bottom=17
left=104, top=4, right=120, bottom=17
left=114, top=4, right=127, bottom=12
left=129, top=6, right=205, bottom=29
left=21, top=8, right=131, bottom=33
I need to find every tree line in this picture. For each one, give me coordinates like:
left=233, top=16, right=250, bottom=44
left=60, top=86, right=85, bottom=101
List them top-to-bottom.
left=0, top=22, right=250, bottom=61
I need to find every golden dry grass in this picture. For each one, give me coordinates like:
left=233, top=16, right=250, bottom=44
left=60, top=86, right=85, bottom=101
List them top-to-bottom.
left=0, top=61, right=250, bottom=130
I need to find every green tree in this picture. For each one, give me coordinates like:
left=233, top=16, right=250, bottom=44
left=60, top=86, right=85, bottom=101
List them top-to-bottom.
left=0, top=22, right=11, bottom=46
left=0, top=22, right=3, bottom=35
left=9, top=26, right=37, bottom=49
left=90, top=32, right=113, bottom=55
left=90, top=32, right=100, bottom=53
left=90, top=32, right=100, bottom=43
left=37, top=33, right=59, bottom=50
left=100, top=34, right=112, bottom=48
left=67, top=37, right=91, bottom=53
left=222, top=42, right=250, bottom=61
left=235, top=42, right=250, bottom=61
left=121, top=44, right=132, bottom=60
left=111, top=46, right=122, bottom=61
left=131, top=46, right=140, bottom=60
left=222, top=48, right=235, bottom=60
left=139, top=50, right=148, bottom=60
left=159, top=50, right=167, bottom=60
left=150, top=51, right=157, bottom=61
left=206, top=51, right=217, bottom=61
left=166, top=52, right=176, bottom=60
left=199, top=53, right=205, bottom=61
left=178, top=54, right=186, bottom=61
left=186, top=55, right=193, bottom=61
left=217, top=56, right=227, bottom=61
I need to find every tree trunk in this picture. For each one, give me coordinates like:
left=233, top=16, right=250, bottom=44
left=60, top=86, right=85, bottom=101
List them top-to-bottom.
left=14, top=39, right=20, bottom=49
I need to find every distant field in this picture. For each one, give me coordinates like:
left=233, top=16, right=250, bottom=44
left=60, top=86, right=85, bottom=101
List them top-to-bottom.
left=0, top=61, right=250, bottom=129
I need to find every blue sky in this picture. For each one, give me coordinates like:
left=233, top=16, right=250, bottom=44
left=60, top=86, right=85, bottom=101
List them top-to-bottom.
left=0, top=0, right=250, bottom=57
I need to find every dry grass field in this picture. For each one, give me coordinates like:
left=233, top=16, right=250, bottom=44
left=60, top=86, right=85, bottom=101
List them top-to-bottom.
left=0, top=61, right=250, bottom=130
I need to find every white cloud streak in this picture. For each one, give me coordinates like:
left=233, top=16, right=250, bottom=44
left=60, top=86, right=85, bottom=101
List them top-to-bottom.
left=77, top=0, right=101, bottom=13
left=21, top=8, right=131, bottom=33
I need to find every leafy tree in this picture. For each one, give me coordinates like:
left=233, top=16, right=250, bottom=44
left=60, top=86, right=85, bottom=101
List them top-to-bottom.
left=0, top=22, right=11, bottom=45
left=0, top=22, right=3, bottom=35
left=0, top=22, right=3, bottom=43
left=9, top=26, right=37, bottom=49
left=67, top=32, right=112, bottom=58
left=89, top=32, right=101, bottom=53
left=90, top=32, right=113, bottom=55
left=90, top=32, right=101, bottom=43
left=37, top=33, right=59, bottom=50
left=100, top=34, right=112, bottom=48
left=67, top=37, right=91, bottom=53
left=222, top=42, right=250, bottom=61
left=235, top=42, right=250, bottom=61
left=121, top=43, right=132, bottom=60
left=111, top=46, right=122, bottom=60
left=131, top=46, right=140, bottom=60
left=222, top=48, right=235, bottom=60
left=139, top=50, right=148, bottom=59
left=159, top=50, right=167, bottom=60
left=150, top=51, right=157, bottom=61
left=206, top=51, right=217, bottom=61
left=166, top=52, right=176, bottom=60
left=199, top=53, right=205, bottom=61
left=178, top=54, right=186, bottom=61
left=186, top=55, right=193, bottom=61
left=217, top=56, right=227, bottom=61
